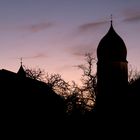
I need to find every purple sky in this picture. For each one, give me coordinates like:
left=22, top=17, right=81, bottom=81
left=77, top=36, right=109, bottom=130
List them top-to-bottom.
left=0, top=0, right=140, bottom=84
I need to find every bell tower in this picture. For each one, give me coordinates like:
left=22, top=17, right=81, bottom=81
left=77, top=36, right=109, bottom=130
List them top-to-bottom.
left=95, top=20, right=128, bottom=112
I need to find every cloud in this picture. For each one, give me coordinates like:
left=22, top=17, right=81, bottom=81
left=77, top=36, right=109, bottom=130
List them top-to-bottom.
left=122, top=9, right=140, bottom=22
left=78, top=20, right=107, bottom=33
left=22, top=22, right=54, bottom=33
left=67, top=44, right=96, bottom=58
left=13, top=53, right=48, bottom=60
left=26, top=53, right=48, bottom=59
left=56, top=64, right=74, bottom=71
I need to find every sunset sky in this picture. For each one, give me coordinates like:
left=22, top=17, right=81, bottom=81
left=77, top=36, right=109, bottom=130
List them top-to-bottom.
left=0, top=0, right=140, bottom=84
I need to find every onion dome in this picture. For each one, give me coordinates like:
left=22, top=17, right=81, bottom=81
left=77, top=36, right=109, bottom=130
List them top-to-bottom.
left=97, top=21, right=127, bottom=62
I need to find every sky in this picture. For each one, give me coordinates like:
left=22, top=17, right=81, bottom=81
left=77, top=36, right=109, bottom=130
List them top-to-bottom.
left=0, top=0, right=140, bottom=84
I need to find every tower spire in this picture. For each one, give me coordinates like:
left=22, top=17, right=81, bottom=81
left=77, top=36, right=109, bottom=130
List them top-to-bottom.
left=110, top=14, right=113, bottom=26
left=17, top=57, right=26, bottom=77
left=20, top=57, right=23, bottom=66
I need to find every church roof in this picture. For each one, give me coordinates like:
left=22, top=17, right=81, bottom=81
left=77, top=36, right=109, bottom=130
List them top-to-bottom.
left=97, top=21, right=127, bottom=62
left=17, top=64, right=26, bottom=77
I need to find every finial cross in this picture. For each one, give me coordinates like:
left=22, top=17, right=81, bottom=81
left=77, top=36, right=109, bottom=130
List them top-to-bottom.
left=110, top=14, right=113, bottom=25
left=111, top=14, right=112, bottom=21
left=20, top=57, right=23, bottom=65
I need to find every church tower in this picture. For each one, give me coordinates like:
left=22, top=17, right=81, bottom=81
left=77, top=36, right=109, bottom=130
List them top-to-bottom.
left=95, top=20, right=128, bottom=111
left=17, top=58, right=26, bottom=78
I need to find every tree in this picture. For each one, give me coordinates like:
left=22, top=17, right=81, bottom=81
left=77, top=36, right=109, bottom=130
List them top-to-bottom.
left=23, top=53, right=97, bottom=116
left=66, top=53, right=97, bottom=116
left=77, top=53, right=97, bottom=107
left=77, top=53, right=97, bottom=96
left=128, top=64, right=140, bottom=84
left=24, top=66, right=45, bottom=81
left=24, top=66, right=70, bottom=98
left=45, top=73, right=70, bottom=98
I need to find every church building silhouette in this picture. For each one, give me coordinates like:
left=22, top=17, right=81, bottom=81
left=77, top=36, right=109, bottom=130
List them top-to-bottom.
left=0, top=19, right=140, bottom=125
left=93, top=20, right=140, bottom=126
left=95, top=20, right=128, bottom=114
left=0, top=62, right=65, bottom=123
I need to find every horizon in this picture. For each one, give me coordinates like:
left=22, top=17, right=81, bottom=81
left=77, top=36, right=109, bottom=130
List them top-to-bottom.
left=0, top=0, right=140, bottom=84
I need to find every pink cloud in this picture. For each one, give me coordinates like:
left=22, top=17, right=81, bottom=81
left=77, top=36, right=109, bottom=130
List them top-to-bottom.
left=122, top=8, right=140, bottom=22
left=78, top=20, right=107, bottom=33
left=22, top=22, right=54, bottom=33
left=67, top=44, right=96, bottom=58
left=13, top=53, right=48, bottom=60
left=26, top=53, right=48, bottom=59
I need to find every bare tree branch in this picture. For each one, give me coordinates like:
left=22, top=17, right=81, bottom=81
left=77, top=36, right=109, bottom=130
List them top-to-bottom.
left=128, top=64, right=140, bottom=84
left=24, top=66, right=45, bottom=81
left=45, top=73, right=70, bottom=97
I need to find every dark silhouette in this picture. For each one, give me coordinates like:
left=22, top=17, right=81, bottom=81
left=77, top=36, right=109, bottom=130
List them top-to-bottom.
left=1, top=20, right=140, bottom=136
left=92, top=20, right=140, bottom=134
left=95, top=20, right=128, bottom=115
left=0, top=64, right=66, bottom=127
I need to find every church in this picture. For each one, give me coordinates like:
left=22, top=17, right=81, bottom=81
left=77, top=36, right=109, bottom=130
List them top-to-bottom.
left=0, top=19, right=140, bottom=124
left=94, top=19, right=140, bottom=120
left=0, top=62, right=65, bottom=123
